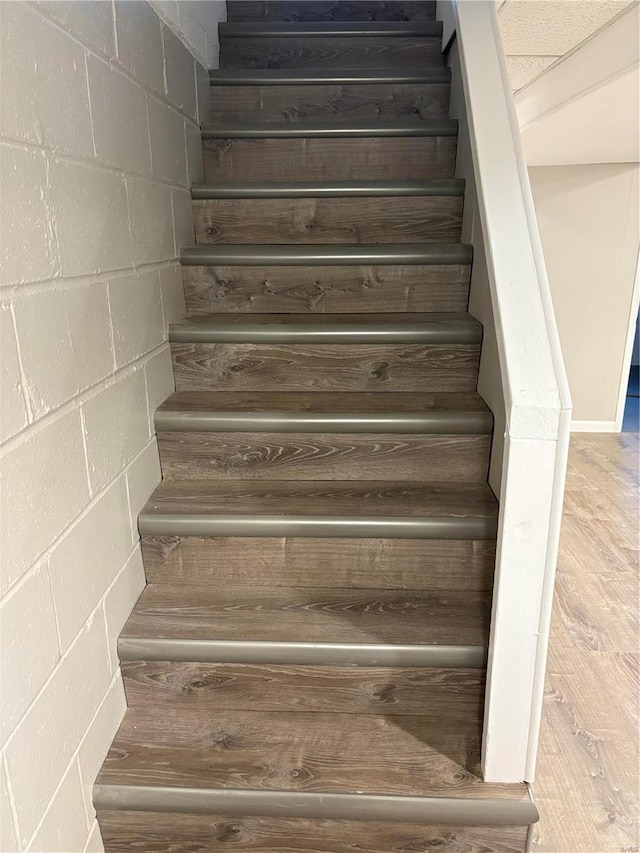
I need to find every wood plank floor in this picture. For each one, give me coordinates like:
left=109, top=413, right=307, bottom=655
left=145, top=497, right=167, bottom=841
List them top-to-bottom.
left=531, top=433, right=639, bottom=852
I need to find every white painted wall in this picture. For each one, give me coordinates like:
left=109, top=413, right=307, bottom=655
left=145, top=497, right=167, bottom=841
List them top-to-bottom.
left=150, top=0, right=227, bottom=68
left=0, top=2, right=214, bottom=850
left=529, top=164, right=640, bottom=429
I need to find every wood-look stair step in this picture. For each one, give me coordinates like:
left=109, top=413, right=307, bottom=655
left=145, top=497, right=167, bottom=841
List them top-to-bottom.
left=226, top=1, right=437, bottom=23
left=220, top=21, right=443, bottom=37
left=219, top=36, right=444, bottom=72
left=209, top=67, right=450, bottom=84
left=209, top=72, right=451, bottom=124
left=201, top=118, right=457, bottom=138
left=204, top=135, right=456, bottom=181
left=191, top=179, right=464, bottom=198
left=192, top=195, right=462, bottom=245
left=181, top=243, right=471, bottom=266
left=182, top=261, right=470, bottom=314
left=168, top=312, right=481, bottom=344
left=169, top=312, right=481, bottom=393
left=170, top=342, right=480, bottom=394
left=155, top=390, right=492, bottom=433
left=154, top=391, right=492, bottom=483
left=138, top=479, right=498, bottom=539
left=141, top=536, right=497, bottom=592
left=119, top=583, right=489, bottom=668
left=120, top=660, right=486, bottom=716
left=94, top=707, right=537, bottom=824
left=97, top=810, right=531, bottom=853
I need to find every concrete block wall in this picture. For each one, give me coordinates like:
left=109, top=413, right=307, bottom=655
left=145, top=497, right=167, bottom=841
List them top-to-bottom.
left=150, top=0, right=228, bottom=69
left=0, top=2, right=215, bottom=850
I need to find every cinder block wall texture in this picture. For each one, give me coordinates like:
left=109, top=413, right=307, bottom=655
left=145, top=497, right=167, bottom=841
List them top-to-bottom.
left=0, top=2, right=219, bottom=850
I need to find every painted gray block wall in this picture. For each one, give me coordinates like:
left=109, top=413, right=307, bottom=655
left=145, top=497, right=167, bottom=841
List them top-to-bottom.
left=0, top=2, right=220, bottom=850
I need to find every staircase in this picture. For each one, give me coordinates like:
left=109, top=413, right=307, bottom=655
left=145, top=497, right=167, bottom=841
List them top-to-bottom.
left=94, top=2, right=539, bottom=850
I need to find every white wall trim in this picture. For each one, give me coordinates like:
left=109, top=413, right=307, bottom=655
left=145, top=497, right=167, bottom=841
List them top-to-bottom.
left=438, top=0, right=572, bottom=784
left=571, top=419, right=619, bottom=432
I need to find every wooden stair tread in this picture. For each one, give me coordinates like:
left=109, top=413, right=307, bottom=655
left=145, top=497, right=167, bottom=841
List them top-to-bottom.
left=158, top=390, right=490, bottom=416
left=141, top=480, right=498, bottom=520
left=121, top=584, right=490, bottom=646
left=96, top=706, right=528, bottom=802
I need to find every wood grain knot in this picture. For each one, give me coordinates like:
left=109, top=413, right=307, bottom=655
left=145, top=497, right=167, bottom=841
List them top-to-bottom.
left=371, top=362, right=390, bottom=381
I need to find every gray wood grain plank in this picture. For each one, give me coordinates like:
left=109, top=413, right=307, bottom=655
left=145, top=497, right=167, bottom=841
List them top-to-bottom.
left=220, top=36, right=443, bottom=70
left=210, top=82, right=450, bottom=123
left=203, top=137, right=457, bottom=181
left=193, top=197, right=462, bottom=244
left=181, top=263, right=470, bottom=313
left=171, top=342, right=480, bottom=392
left=157, top=431, right=490, bottom=481
left=142, top=479, right=498, bottom=518
left=141, top=536, right=497, bottom=591
left=122, top=583, right=491, bottom=645
left=121, top=661, right=485, bottom=717
left=97, top=706, right=484, bottom=794
left=98, top=811, right=529, bottom=853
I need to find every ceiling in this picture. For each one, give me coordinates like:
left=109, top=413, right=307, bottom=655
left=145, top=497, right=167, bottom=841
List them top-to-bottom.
left=497, top=0, right=635, bottom=91
left=512, top=1, right=639, bottom=165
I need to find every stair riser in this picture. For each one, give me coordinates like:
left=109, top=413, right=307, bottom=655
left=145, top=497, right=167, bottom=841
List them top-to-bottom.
left=226, top=2, right=437, bottom=22
left=220, top=37, right=443, bottom=70
left=210, top=82, right=450, bottom=123
left=203, top=137, right=456, bottom=181
left=193, top=197, right=463, bottom=245
left=182, top=264, right=470, bottom=314
left=171, top=342, right=479, bottom=393
left=156, top=432, right=490, bottom=482
left=141, top=536, right=496, bottom=591
left=122, top=661, right=484, bottom=718
left=98, top=811, right=529, bottom=853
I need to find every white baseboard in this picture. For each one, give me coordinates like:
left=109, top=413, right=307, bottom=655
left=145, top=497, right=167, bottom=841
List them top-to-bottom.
left=571, top=420, right=618, bottom=433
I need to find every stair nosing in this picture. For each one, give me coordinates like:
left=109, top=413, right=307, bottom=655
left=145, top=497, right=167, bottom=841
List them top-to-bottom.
left=219, top=20, right=444, bottom=37
left=209, top=67, right=451, bottom=85
left=201, top=118, right=457, bottom=139
left=191, top=179, right=465, bottom=199
left=180, top=243, right=473, bottom=267
left=168, top=314, right=481, bottom=346
left=154, top=409, right=492, bottom=435
left=137, top=513, right=498, bottom=540
left=118, top=637, right=487, bottom=668
left=93, top=785, right=539, bottom=826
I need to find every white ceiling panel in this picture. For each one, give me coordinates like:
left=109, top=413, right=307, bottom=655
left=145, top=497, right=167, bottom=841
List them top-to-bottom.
left=498, top=0, right=632, bottom=56
left=505, top=55, right=559, bottom=90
